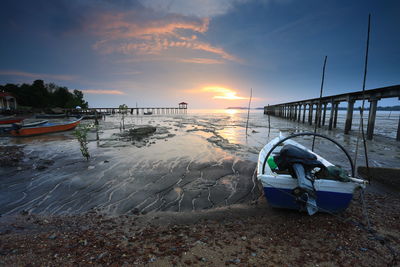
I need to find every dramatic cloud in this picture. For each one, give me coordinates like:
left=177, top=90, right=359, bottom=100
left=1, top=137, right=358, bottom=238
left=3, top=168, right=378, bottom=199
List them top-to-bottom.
left=91, top=10, right=238, bottom=62
left=0, top=70, right=76, bottom=81
left=81, top=89, right=125, bottom=95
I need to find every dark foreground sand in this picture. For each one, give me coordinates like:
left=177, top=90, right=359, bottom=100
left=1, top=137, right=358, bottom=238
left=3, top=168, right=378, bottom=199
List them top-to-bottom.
left=1, top=189, right=399, bottom=266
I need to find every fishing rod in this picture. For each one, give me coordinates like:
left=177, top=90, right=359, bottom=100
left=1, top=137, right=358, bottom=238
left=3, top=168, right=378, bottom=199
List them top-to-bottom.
left=245, top=88, right=252, bottom=137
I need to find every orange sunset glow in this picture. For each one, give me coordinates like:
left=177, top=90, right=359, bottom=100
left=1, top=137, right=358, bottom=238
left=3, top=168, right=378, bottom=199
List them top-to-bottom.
left=202, top=86, right=247, bottom=100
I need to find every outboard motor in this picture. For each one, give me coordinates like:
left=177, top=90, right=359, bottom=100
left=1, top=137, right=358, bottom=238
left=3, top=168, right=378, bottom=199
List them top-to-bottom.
left=274, top=144, right=326, bottom=215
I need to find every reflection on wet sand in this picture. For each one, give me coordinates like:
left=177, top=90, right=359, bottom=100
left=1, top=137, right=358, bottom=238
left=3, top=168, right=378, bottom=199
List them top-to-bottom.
left=0, top=110, right=399, bottom=216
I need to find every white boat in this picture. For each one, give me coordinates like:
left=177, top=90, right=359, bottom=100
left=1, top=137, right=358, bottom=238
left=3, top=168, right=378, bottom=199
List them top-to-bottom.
left=257, top=133, right=367, bottom=215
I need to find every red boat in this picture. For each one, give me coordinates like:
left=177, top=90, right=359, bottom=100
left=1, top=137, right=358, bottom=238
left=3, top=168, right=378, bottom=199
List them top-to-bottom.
left=0, top=116, right=24, bottom=124
left=11, top=118, right=82, bottom=137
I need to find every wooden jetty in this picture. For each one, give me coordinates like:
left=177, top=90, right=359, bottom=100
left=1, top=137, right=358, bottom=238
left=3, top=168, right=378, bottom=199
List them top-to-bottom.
left=264, top=85, right=400, bottom=141
left=64, top=102, right=188, bottom=116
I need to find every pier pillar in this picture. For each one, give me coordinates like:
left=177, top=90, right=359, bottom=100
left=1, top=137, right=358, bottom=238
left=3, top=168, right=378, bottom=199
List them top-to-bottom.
left=344, top=98, right=355, bottom=134
left=367, top=98, right=379, bottom=140
left=328, top=100, right=334, bottom=130
left=333, top=102, right=339, bottom=128
left=308, top=103, right=313, bottom=125
left=315, top=103, right=320, bottom=126
left=317, top=103, right=323, bottom=127
left=322, top=103, right=327, bottom=126
left=302, top=104, right=306, bottom=123
left=293, top=105, right=296, bottom=120
left=297, top=105, right=301, bottom=122
left=397, top=114, right=400, bottom=141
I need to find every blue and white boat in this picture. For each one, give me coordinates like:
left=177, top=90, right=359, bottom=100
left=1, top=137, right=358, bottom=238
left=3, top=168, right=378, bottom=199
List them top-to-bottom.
left=257, top=133, right=366, bottom=215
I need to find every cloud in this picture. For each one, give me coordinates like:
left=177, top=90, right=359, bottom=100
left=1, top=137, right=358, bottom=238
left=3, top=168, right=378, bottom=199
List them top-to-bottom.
left=138, top=0, right=236, bottom=17
left=138, top=0, right=289, bottom=18
left=90, top=10, right=238, bottom=62
left=178, top=58, right=224, bottom=64
left=0, top=70, right=76, bottom=81
left=112, top=71, right=142, bottom=75
left=81, top=89, right=125, bottom=95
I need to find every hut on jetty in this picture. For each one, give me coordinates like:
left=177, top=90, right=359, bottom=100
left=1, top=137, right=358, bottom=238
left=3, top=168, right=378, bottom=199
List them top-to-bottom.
left=0, top=92, right=17, bottom=111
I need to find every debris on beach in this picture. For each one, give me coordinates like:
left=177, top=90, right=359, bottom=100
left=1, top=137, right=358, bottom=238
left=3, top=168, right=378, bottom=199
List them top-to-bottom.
left=121, top=126, right=157, bottom=140
left=0, top=145, right=24, bottom=167
left=0, top=191, right=399, bottom=266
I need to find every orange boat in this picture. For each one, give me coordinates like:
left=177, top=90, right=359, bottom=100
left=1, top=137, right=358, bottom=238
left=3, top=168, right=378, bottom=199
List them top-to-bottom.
left=0, top=116, right=24, bottom=124
left=11, top=118, right=82, bottom=137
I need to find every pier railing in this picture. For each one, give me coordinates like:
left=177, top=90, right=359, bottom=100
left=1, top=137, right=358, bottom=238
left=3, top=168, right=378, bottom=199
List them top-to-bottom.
left=264, top=85, right=400, bottom=141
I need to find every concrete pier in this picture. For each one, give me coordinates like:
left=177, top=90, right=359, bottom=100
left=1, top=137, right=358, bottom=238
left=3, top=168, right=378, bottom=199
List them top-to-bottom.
left=264, top=85, right=400, bottom=140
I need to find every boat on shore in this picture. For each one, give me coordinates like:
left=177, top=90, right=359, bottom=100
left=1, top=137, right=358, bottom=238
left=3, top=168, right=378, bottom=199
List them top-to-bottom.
left=144, top=111, right=153, bottom=115
left=0, top=115, right=24, bottom=124
left=10, top=117, right=82, bottom=137
left=0, top=120, right=49, bottom=134
left=257, top=133, right=366, bottom=215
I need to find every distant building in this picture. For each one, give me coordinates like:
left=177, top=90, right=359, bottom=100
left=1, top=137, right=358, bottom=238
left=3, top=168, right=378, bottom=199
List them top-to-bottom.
left=0, top=92, right=17, bottom=110
left=179, top=102, right=188, bottom=109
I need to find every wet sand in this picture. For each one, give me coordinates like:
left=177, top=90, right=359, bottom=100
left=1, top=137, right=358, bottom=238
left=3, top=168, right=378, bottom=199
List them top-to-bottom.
left=0, top=110, right=400, bottom=265
left=0, top=192, right=399, bottom=266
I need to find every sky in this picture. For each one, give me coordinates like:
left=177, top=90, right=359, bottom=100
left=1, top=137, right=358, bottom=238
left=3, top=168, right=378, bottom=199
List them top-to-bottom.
left=0, top=0, right=399, bottom=108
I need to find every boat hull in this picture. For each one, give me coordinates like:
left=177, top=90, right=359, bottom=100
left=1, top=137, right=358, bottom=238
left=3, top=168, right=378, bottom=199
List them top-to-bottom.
left=0, top=118, right=23, bottom=124
left=11, top=118, right=81, bottom=137
left=260, top=175, right=358, bottom=213
left=263, top=187, right=353, bottom=213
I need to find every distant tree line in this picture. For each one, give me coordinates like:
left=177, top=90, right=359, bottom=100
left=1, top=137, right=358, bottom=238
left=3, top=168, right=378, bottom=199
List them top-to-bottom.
left=0, top=80, right=88, bottom=109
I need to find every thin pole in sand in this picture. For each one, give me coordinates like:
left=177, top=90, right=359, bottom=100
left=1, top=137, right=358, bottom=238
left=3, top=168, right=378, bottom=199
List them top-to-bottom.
left=354, top=14, right=371, bottom=183
left=312, top=55, right=328, bottom=151
left=245, top=88, right=253, bottom=137
left=268, top=104, right=271, bottom=137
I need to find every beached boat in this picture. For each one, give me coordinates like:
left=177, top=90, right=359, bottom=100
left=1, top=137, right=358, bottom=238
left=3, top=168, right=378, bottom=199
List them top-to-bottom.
left=144, top=111, right=153, bottom=115
left=0, top=116, right=24, bottom=124
left=10, top=117, right=82, bottom=137
left=0, top=120, right=49, bottom=134
left=257, top=133, right=366, bottom=215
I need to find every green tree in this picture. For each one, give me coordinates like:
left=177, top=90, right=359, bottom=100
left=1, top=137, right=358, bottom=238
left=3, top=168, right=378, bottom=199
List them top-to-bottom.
left=1, top=80, right=89, bottom=109
left=31, top=80, right=50, bottom=108
left=73, top=90, right=88, bottom=108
